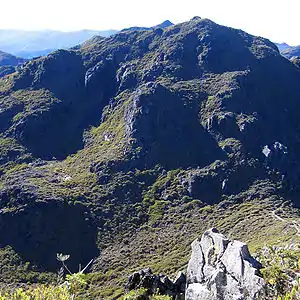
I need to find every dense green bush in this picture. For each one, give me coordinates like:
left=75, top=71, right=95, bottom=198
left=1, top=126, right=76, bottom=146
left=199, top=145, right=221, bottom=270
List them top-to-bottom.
left=256, top=245, right=300, bottom=299
left=0, top=285, right=70, bottom=300
left=123, top=288, right=172, bottom=300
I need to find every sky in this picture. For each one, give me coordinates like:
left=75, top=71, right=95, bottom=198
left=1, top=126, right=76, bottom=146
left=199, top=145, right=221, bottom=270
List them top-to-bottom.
left=1, top=0, right=299, bottom=45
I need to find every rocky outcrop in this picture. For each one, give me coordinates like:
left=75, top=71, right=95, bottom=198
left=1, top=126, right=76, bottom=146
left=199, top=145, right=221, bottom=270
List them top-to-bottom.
left=123, top=83, right=224, bottom=169
left=186, top=228, right=265, bottom=300
left=125, top=268, right=186, bottom=299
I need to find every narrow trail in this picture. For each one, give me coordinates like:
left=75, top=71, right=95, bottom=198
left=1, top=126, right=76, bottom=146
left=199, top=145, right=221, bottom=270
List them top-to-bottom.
left=271, top=210, right=300, bottom=236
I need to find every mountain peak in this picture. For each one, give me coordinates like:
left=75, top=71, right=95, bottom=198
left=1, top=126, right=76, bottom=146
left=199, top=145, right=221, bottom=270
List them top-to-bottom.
left=121, top=20, right=174, bottom=32
left=154, top=20, right=174, bottom=28
left=275, top=42, right=292, bottom=51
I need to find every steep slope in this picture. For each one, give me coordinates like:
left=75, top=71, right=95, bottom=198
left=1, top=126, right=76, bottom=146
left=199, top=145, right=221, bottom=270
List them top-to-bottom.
left=0, top=17, right=300, bottom=298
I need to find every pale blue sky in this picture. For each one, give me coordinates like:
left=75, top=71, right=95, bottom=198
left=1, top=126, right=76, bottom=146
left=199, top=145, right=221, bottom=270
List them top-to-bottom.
left=2, top=0, right=299, bottom=45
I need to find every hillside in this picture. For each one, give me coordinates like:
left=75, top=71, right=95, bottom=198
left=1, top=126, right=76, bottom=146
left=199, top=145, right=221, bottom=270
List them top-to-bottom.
left=0, top=17, right=299, bottom=298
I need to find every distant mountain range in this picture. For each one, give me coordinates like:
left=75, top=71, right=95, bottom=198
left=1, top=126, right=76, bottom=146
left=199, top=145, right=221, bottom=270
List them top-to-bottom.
left=0, top=21, right=174, bottom=59
left=0, top=29, right=118, bottom=59
left=275, top=42, right=300, bottom=59
left=275, top=42, right=292, bottom=52
left=281, top=46, right=300, bottom=59
left=0, top=50, right=27, bottom=78
left=0, top=50, right=26, bottom=66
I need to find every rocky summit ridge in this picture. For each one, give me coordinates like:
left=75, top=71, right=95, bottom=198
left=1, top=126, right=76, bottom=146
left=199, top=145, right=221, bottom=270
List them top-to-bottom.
left=0, top=17, right=299, bottom=298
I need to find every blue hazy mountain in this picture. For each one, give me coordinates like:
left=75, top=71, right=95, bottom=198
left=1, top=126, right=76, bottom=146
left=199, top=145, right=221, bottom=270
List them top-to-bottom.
left=0, top=20, right=174, bottom=59
left=0, top=29, right=118, bottom=58
left=275, top=42, right=292, bottom=51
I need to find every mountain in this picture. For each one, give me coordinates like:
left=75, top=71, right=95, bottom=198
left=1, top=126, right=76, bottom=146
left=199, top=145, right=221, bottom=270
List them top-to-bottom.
left=0, top=16, right=300, bottom=298
left=121, top=20, right=174, bottom=32
left=0, top=21, right=174, bottom=60
left=0, top=29, right=118, bottom=59
left=274, top=42, right=300, bottom=59
left=275, top=42, right=291, bottom=51
left=281, top=45, right=300, bottom=59
left=0, top=50, right=27, bottom=78
left=0, top=50, right=26, bottom=66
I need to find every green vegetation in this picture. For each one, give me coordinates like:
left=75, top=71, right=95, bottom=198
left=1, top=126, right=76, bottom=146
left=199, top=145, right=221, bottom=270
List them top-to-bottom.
left=148, top=200, right=170, bottom=224
left=257, top=245, right=300, bottom=299
left=0, top=286, right=70, bottom=300
left=123, top=288, right=172, bottom=300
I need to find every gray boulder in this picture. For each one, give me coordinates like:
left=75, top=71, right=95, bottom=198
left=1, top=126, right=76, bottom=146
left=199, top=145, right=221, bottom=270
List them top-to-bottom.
left=186, top=228, right=265, bottom=300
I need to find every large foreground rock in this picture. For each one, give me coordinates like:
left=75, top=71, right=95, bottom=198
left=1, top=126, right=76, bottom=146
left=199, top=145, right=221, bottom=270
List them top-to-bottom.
left=186, top=228, right=265, bottom=300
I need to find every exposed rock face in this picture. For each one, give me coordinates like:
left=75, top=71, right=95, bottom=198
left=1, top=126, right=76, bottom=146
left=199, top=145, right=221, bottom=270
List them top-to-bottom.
left=123, top=83, right=224, bottom=169
left=186, top=228, right=265, bottom=300
left=125, top=268, right=186, bottom=299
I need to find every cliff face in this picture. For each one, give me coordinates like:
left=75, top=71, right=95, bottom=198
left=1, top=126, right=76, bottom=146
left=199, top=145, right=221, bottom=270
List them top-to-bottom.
left=0, top=17, right=299, bottom=296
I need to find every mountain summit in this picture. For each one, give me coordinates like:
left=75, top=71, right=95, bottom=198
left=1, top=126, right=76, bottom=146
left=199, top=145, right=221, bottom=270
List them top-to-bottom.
left=0, top=17, right=299, bottom=298
left=121, top=19, right=174, bottom=32
left=154, top=20, right=174, bottom=28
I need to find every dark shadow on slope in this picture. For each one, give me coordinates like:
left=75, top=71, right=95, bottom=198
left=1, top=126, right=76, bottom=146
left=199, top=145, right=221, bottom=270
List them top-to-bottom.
left=13, top=51, right=118, bottom=160
left=0, top=201, right=99, bottom=272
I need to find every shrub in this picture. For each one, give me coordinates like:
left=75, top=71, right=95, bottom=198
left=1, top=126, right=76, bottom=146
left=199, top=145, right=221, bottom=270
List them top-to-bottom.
left=148, top=200, right=170, bottom=224
left=256, top=245, right=300, bottom=299
left=0, top=285, right=70, bottom=300
left=123, top=288, right=148, bottom=300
